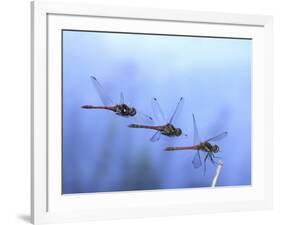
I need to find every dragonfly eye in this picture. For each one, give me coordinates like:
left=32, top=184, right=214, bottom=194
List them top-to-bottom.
left=129, top=107, right=136, bottom=116
left=175, top=128, right=182, bottom=136
left=213, top=145, right=219, bottom=153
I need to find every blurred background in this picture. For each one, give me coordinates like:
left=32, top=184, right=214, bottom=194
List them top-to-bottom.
left=62, top=30, right=251, bottom=194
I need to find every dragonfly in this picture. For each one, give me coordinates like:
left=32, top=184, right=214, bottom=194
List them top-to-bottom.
left=81, top=76, right=153, bottom=122
left=128, top=97, right=187, bottom=142
left=165, top=113, right=227, bottom=174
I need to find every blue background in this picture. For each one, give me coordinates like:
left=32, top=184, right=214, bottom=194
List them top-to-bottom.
left=62, top=30, right=251, bottom=194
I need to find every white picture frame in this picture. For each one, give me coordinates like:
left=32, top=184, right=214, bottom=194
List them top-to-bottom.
left=31, top=1, right=273, bottom=224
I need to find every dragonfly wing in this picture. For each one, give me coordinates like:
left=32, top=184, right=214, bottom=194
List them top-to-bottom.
left=90, top=76, right=114, bottom=106
left=119, top=92, right=125, bottom=104
left=169, top=97, right=184, bottom=124
left=152, top=98, right=166, bottom=124
left=134, top=109, right=154, bottom=124
left=192, top=113, right=201, bottom=145
left=150, top=131, right=162, bottom=142
left=206, top=131, right=228, bottom=142
left=174, top=133, right=188, bottom=140
left=192, top=150, right=202, bottom=168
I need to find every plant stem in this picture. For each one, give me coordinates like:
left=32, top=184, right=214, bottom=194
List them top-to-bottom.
left=211, top=160, right=223, bottom=187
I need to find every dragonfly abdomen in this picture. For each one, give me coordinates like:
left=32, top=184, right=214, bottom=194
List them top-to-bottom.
left=81, top=105, right=116, bottom=111
left=128, top=124, right=161, bottom=130
left=164, top=145, right=197, bottom=151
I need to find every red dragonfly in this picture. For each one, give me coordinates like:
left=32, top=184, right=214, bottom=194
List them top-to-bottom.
left=81, top=76, right=152, bottom=122
left=128, top=97, right=187, bottom=142
left=165, top=114, right=227, bottom=173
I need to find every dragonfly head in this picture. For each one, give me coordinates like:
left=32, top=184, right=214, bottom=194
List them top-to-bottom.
left=119, top=104, right=136, bottom=116
left=129, top=107, right=136, bottom=116
left=175, top=128, right=182, bottom=136
left=212, top=144, right=220, bottom=153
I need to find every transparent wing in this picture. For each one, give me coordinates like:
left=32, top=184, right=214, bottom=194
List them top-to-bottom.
left=90, top=76, right=114, bottom=106
left=119, top=92, right=124, bottom=104
left=169, top=97, right=184, bottom=124
left=152, top=98, right=166, bottom=124
left=134, top=109, right=154, bottom=124
left=192, top=113, right=201, bottom=145
left=192, top=113, right=202, bottom=168
left=150, top=131, right=162, bottom=142
left=206, top=132, right=228, bottom=142
left=173, top=133, right=188, bottom=140
left=192, top=150, right=202, bottom=168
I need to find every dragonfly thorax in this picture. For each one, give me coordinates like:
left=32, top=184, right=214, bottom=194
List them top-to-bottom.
left=116, top=104, right=136, bottom=116
left=162, top=123, right=182, bottom=137
left=201, top=142, right=219, bottom=153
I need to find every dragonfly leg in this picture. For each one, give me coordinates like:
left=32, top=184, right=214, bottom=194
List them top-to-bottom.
left=210, top=153, right=220, bottom=166
left=212, top=153, right=220, bottom=159
left=203, top=154, right=209, bottom=175
left=212, top=154, right=221, bottom=159
left=210, top=156, right=218, bottom=165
